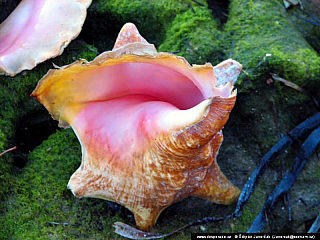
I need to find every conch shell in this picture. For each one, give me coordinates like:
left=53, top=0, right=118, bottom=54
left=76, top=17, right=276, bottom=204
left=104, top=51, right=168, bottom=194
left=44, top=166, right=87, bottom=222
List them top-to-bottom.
left=0, top=0, right=92, bottom=76
left=31, top=23, right=242, bottom=231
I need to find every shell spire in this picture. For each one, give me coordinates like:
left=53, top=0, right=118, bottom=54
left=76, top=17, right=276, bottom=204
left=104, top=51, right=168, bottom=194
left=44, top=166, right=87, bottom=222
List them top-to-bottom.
left=113, top=23, right=149, bottom=50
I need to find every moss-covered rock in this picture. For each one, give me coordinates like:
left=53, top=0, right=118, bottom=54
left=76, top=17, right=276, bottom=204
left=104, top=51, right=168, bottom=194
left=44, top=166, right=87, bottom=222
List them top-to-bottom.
left=84, top=0, right=211, bottom=52
left=89, top=0, right=224, bottom=65
left=221, top=0, right=320, bottom=152
left=224, top=0, right=320, bottom=91
left=286, top=1, right=320, bottom=54
left=158, top=8, right=222, bottom=65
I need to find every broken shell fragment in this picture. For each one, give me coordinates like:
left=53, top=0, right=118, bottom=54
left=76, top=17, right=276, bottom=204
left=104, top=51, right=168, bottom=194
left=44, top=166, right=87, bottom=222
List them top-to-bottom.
left=0, top=0, right=92, bottom=76
left=31, top=23, right=242, bottom=231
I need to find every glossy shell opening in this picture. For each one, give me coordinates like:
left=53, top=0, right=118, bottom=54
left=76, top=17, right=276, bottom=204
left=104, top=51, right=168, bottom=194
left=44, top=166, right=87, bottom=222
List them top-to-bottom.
left=76, top=62, right=206, bottom=110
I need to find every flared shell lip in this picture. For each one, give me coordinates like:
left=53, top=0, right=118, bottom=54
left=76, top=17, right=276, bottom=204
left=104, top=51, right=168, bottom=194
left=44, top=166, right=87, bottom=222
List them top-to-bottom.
left=31, top=42, right=235, bottom=100
left=37, top=44, right=214, bottom=76
left=31, top=46, right=238, bottom=131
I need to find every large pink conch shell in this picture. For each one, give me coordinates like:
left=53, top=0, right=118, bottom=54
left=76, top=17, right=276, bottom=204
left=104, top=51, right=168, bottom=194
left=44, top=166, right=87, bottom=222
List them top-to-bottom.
left=0, top=0, right=92, bottom=76
left=31, top=23, right=242, bottom=231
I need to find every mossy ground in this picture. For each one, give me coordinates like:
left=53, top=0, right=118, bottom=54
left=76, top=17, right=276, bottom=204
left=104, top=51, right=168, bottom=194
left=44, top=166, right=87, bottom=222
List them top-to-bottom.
left=0, top=0, right=319, bottom=238
left=223, top=0, right=320, bottom=91
left=0, top=40, right=98, bottom=211
left=0, top=129, right=125, bottom=239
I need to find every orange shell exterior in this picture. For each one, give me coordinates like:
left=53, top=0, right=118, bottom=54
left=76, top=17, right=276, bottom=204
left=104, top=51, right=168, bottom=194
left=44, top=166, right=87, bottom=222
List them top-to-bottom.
left=31, top=23, right=241, bottom=231
left=68, top=97, right=239, bottom=230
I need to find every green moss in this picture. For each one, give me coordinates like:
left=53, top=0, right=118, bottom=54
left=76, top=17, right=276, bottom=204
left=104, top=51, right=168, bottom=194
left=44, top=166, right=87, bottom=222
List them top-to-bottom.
left=86, top=0, right=209, bottom=51
left=89, top=0, right=223, bottom=65
left=91, top=0, right=223, bottom=65
left=95, top=0, right=190, bottom=44
left=219, top=0, right=320, bottom=154
left=223, top=0, right=320, bottom=90
left=159, top=8, right=222, bottom=65
left=0, top=40, right=98, bottom=212
left=0, top=40, right=98, bottom=137
left=51, top=40, right=99, bottom=65
left=67, top=42, right=99, bottom=62
left=0, top=69, right=44, bottom=204
left=0, top=120, right=243, bottom=239
left=0, top=128, right=12, bottom=203
left=0, top=129, right=125, bottom=239
left=230, top=188, right=266, bottom=232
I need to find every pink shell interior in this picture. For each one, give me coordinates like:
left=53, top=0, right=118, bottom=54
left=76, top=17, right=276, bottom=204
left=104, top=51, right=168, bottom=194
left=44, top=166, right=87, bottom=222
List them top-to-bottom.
left=0, top=0, right=92, bottom=76
left=0, top=0, right=44, bottom=57
left=32, top=23, right=241, bottom=170
left=69, top=62, right=235, bottom=164
left=71, top=62, right=204, bottom=159
left=75, top=62, right=205, bottom=110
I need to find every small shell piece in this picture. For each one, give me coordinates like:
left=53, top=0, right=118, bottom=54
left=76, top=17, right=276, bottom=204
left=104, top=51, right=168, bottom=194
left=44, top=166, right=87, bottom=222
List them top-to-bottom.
left=0, top=0, right=92, bottom=76
left=283, top=0, right=299, bottom=8
left=31, top=23, right=242, bottom=231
